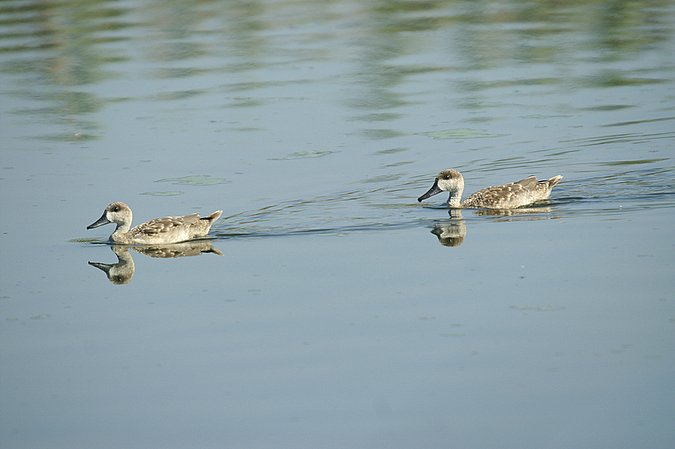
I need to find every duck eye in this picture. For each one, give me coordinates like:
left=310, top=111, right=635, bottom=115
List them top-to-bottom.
left=112, top=206, right=120, bottom=212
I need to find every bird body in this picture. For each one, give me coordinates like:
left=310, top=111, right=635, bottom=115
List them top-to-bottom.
left=418, top=169, right=562, bottom=209
left=87, top=202, right=222, bottom=244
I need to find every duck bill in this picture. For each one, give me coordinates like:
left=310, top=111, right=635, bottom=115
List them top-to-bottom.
left=418, top=180, right=443, bottom=202
left=87, top=213, right=110, bottom=229
left=88, top=261, right=112, bottom=273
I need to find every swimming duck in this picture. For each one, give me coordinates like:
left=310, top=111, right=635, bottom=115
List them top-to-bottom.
left=418, top=169, right=563, bottom=209
left=87, top=202, right=222, bottom=244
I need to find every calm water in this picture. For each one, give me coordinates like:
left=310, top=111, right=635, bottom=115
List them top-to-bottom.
left=1, top=1, right=674, bottom=448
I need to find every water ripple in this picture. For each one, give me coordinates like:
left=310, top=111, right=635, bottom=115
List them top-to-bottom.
left=562, top=131, right=675, bottom=147
left=212, top=158, right=674, bottom=239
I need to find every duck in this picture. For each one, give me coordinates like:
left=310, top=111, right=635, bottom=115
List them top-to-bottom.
left=418, top=168, right=563, bottom=209
left=87, top=202, right=222, bottom=244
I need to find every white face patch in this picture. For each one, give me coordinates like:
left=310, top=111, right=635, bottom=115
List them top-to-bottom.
left=105, top=203, right=132, bottom=225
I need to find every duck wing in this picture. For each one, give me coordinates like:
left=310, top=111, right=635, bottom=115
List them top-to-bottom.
left=513, top=175, right=539, bottom=189
left=462, top=183, right=521, bottom=208
left=131, top=215, right=200, bottom=236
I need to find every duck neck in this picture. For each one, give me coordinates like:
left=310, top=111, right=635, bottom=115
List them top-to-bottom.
left=447, top=189, right=463, bottom=208
left=115, top=212, right=132, bottom=234
left=115, top=221, right=131, bottom=233
left=110, top=222, right=131, bottom=243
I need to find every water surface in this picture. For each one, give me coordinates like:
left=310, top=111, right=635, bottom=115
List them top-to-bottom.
left=1, top=1, right=674, bottom=448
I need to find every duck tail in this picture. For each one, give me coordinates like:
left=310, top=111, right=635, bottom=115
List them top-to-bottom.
left=547, top=175, right=563, bottom=188
left=202, top=210, right=223, bottom=223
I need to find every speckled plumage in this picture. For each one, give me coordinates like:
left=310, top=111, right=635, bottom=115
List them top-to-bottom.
left=418, top=169, right=563, bottom=209
left=87, top=201, right=222, bottom=244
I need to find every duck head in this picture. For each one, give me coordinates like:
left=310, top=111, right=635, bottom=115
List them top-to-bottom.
left=418, top=169, right=465, bottom=207
left=87, top=202, right=133, bottom=231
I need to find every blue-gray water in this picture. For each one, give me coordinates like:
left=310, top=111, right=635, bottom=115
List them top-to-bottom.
left=1, top=1, right=674, bottom=448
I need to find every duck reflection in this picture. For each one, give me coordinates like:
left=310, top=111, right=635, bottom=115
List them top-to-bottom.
left=474, top=206, right=553, bottom=219
left=427, top=207, right=557, bottom=247
left=430, top=209, right=467, bottom=247
left=88, top=240, right=222, bottom=284
left=133, top=240, right=223, bottom=258
left=88, top=245, right=136, bottom=285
